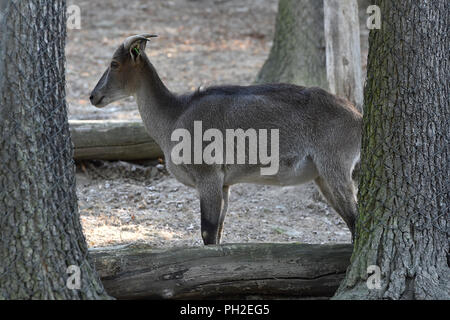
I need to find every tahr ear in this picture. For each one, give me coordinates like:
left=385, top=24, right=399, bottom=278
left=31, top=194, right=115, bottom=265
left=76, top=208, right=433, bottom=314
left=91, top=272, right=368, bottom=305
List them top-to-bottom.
left=123, top=34, right=158, bottom=62
left=129, top=41, right=146, bottom=62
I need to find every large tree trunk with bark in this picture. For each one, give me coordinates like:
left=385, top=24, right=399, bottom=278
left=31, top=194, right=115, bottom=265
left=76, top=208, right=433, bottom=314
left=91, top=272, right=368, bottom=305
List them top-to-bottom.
left=0, top=0, right=110, bottom=299
left=255, top=0, right=328, bottom=88
left=323, top=0, right=363, bottom=111
left=334, top=0, right=449, bottom=300
left=91, top=243, right=353, bottom=300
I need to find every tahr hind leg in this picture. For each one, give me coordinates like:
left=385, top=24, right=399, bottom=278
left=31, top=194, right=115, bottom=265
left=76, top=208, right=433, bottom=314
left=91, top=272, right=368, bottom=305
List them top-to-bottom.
left=314, top=161, right=358, bottom=242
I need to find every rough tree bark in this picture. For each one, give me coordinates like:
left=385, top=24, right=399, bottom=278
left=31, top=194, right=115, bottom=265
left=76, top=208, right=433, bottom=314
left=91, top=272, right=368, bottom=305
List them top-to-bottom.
left=0, top=0, right=110, bottom=299
left=255, top=0, right=328, bottom=88
left=323, top=0, right=363, bottom=112
left=334, top=0, right=449, bottom=300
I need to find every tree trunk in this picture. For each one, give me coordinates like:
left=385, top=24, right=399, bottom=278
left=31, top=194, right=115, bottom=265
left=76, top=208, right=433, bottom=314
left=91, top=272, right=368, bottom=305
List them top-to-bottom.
left=0, top=0, right=110, bottom=299
left=255, top=0, right=328, bottom=88
left=323, top=0, right=363, bottom=112
left=334, top=0, right=449, bottom=300
left=70, top=120, right=163, bottom=160
left=91, top=243, right=353, bottom=300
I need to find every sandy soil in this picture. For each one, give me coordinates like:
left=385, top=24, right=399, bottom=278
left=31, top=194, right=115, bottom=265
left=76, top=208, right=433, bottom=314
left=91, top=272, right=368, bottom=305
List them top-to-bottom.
left=68, top=0, right=367, bottom=248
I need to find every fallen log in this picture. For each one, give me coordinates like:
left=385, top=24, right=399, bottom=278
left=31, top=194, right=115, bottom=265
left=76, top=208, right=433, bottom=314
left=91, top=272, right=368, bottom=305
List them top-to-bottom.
left=70, top=120, right=163, bottom=160
left=90, top=243, right=353, bottom=300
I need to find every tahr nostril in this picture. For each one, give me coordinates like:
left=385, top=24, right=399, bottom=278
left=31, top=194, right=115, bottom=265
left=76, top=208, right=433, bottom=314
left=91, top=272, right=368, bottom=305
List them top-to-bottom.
left=89, top=95, right=94, bottom=101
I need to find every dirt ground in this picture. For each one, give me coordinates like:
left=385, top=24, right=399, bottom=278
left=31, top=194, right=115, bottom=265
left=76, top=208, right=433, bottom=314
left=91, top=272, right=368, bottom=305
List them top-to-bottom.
left=68, top=0, right=367, bottom=248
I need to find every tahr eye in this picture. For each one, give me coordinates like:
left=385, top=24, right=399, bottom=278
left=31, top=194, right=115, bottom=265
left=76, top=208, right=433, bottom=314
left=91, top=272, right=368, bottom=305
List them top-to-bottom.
left=110, top=61, right=120, bottom=69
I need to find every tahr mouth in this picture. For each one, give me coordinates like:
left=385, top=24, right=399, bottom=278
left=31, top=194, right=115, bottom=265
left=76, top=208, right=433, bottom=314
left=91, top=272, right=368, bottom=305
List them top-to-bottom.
left=93, top=96, right=106, bottom=108
left=97, top=96, right=106, bottom=105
